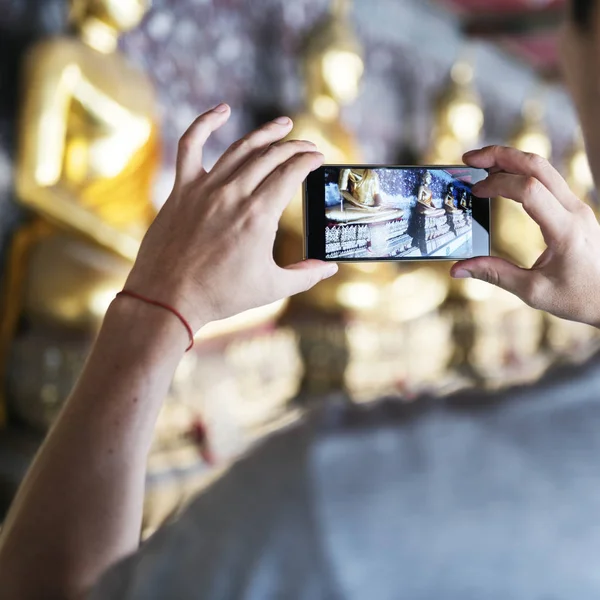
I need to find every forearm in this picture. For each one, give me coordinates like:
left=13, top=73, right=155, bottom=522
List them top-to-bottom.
left=0, top=297, right=189, bottom=600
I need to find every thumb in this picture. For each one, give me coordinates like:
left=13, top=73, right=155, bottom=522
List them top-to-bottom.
left=451, top=257, right=536, bottom=301
left=281, top=260, right=339, bottom=296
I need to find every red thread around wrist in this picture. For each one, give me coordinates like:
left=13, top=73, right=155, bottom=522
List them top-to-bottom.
left=116, top=290, right=195, bottom=352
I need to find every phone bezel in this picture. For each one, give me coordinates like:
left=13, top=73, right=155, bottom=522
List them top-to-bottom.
left=303, top=164, right=491, bottom=262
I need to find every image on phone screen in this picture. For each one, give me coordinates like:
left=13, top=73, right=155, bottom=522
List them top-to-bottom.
left=304, top=166, right=491, bottom=262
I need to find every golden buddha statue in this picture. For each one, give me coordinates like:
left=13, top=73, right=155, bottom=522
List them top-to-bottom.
left=0, top=0, right=158, bottom=429
left=277, top=0, right=453, bottom=399
left=282, top=0, right=364, bottom=235
left=427, top=59, right=484, bottom=165
left=496, top=96, right=550, bottom=267
left=565, top=129, right=596, bottom=212
left=325, top=168, right=405, bottom=225
left=339, top=168, right=382, bottom=208
left=416, top=171, right=445, bottom=217
left=444, top=184, right=460, bottom=214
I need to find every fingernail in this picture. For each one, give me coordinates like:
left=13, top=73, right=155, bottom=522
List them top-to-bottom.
left=213, top=103, right=229, bottom=113
left=273, top=116, right=291, bottom=125
left=463, top=149, right=478, bottom=157
left=326, top=263, right=339, bottom=276
left=452, top=268, right=472, bottom=279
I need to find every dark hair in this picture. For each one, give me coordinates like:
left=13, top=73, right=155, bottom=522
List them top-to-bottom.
left=573, top=0, right=596, bottom=29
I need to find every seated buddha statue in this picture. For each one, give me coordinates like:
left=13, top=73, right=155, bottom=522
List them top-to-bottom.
left=0, top=0, right=160, bottom=428
left=326, top=168, right=404, bottom=225
left=339, top=168, right=382, bottom=208
left=416, top=171, right=445, bottom=217
left=444, top=184, right=461, bottom=214
left=460, top=189, right=472, bottom=214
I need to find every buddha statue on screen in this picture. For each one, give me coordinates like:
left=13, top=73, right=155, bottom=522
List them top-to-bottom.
left=0, top=0, right=159, bottom=429
left=326, top=168, right=406, bottom=225
left=340, top=168, right=382, bottom=208
left=416, top=171, right=445, bottom=217
left=444, top=184, right=460, bottom=214
left=459, top=189, right=472, bottom=213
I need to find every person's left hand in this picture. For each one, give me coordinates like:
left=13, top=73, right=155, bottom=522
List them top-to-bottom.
left=451, top=145, right=600, bottom=328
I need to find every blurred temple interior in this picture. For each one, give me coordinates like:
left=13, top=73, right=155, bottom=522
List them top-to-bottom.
left=0, top=0, right=599, bottom=536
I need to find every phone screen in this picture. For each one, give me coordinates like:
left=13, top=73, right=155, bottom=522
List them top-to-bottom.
left=304, top=165, right=491, bottom=262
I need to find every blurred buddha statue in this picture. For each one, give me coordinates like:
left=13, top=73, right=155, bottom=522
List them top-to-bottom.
left=0, top=0, right=158, bottom=429
left=279, top=0, right=453, bottom=399
left=282, top=0, right=364, bottom=235
left=427, top=59, right=484, bottom=165
left=496, top=96, right=550, bottom=267
left=566, top=129, right=596, bottom=211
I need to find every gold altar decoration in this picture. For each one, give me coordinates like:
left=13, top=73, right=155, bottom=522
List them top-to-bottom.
left=427, top=59, right=484, bottom=165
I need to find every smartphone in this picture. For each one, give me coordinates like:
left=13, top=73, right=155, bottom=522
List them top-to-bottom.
left=304, top=165, right=491, bottom=262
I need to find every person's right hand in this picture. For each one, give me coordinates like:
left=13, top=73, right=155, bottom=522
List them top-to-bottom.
left=125, top=104, right=338, bottom=332
left=450, top=145, right=600, bottom=328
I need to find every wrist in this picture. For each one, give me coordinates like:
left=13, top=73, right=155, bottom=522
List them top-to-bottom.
left=124, top=267, right=215, bottom=333
left=105, top=294, right=191, bottom=360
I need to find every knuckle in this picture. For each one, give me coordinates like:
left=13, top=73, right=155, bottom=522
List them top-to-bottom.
left=178, top=132, right=194, bottom=154
left=229, top=136, right=251, bottom=153
left=526, top=152, right=548, bottom=172
left=523, top=176, right=542, bottom=198
left=215, top=181, right=239, bottom=203
left=243, top=198, right=267, bottom=225
left=577, top=202, right=595, bottom=220
left=479, top=267, right=501, bottom=287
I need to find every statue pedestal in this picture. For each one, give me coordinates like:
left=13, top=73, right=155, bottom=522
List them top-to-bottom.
left=446, top=211, right=471, bottom=238
left=412, top=212, right=455, bottom=256
left=326, top=215, right=418, bottom=259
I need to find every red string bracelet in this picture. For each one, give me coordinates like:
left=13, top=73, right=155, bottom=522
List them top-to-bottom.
left=116, top=290, right=195, bottom=352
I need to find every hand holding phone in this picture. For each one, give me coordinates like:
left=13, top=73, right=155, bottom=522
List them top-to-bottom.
left=451, top=146, right=600, bottom=328
left=304, top=165, right=491, bottom=262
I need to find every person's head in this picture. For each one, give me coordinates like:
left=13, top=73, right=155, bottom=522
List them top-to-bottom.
left=560, top=0, right=600, bottom=180
left=572, top=0, right=597, bottom=30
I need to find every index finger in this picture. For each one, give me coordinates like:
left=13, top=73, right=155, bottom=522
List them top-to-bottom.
left=176, top=104, right=231, bottom=187
left=463, top=146, right=580, bottom=211
left=254, top=151, right=325, bottom=219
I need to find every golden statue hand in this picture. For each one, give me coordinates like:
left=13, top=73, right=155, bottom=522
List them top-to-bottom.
left=126, top=105, right=338, bottom=333
left=452, top=145, right=600, bottom=328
